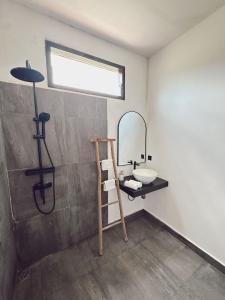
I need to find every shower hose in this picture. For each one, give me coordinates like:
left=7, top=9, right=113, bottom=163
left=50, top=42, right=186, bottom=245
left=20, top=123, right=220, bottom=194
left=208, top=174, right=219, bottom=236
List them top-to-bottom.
left=33, top=139, right=56, bottom=215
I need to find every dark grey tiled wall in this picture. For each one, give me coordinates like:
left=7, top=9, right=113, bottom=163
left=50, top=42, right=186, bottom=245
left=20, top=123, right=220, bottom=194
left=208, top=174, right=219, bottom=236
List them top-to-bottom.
left=0, top=81, right=107, bottom=269
left=0, top=118, right=17, bottom=300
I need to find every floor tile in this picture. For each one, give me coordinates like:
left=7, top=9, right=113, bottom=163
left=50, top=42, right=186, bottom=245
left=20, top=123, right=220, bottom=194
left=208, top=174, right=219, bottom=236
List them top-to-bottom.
left=13, top=215, right=225, bottom=300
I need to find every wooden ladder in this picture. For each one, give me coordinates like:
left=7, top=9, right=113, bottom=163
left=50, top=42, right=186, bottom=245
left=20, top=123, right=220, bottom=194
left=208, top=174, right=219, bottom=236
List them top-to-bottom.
left=91, top=137, right=128, bottom=255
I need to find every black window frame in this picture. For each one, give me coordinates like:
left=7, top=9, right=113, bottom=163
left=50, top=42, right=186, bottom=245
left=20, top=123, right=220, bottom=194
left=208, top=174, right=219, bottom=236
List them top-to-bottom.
left=45, top=40, right=125, bottom=100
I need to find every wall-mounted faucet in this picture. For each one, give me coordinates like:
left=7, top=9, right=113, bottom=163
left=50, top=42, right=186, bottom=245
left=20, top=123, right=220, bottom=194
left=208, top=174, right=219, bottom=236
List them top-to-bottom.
left=127, top=160, right=141, bottom=169
left=133, top=161, right=140, bottom=170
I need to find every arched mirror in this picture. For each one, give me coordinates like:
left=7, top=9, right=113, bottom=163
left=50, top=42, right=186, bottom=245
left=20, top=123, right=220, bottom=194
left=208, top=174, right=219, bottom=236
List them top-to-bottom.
left=117, top=111, right=147, bottom=166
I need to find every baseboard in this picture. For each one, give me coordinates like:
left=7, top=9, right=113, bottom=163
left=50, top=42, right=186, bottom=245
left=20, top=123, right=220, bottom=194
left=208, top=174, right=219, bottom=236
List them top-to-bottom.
left=125, top=209, right=145, bottom=223
left=143, top=210, right=225, bottom=275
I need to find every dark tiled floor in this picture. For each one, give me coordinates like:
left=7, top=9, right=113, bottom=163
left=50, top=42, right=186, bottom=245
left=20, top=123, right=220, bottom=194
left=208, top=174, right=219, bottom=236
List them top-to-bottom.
left=13, top=215, right=225, bottom=300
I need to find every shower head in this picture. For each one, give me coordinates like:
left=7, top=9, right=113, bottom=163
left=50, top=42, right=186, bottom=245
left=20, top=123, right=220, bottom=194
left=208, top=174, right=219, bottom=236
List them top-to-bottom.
left=10, top=60, right=44, bottom=83
left=39, top=112, right=50, bottom=122
left=39, top=112, right=50, bottom=140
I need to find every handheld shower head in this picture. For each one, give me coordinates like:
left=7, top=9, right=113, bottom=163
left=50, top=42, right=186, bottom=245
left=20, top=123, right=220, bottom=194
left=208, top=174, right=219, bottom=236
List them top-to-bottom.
left=10, top=60, right=44, bottom=83
left=39, top=112, right=50, bottom=122
left=39, top=112, right=50, bottom=139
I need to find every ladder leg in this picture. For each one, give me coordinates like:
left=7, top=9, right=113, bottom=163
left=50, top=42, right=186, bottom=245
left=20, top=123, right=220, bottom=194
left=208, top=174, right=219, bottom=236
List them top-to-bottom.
left=95, top=141, right=103, bottom=255
left=110, top=141, right=128, bottom=242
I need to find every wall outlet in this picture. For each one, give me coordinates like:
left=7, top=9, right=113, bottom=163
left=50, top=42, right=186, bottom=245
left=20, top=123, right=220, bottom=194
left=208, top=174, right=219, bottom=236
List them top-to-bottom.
left=148, top=155, right=152, bottom=161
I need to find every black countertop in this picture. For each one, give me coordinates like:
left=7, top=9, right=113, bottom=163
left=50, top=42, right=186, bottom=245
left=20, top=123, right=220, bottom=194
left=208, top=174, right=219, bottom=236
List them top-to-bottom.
left=119, top=175, right=168, bottom=198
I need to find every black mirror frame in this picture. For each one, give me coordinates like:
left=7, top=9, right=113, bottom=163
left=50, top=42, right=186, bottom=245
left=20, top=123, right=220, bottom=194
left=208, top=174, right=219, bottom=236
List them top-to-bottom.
left=117, top=111, right=147, bottom=166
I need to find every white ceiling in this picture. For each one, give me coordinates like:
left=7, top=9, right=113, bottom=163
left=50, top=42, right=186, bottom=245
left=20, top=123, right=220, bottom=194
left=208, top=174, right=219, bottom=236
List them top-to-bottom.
left=14, top=0, right=225, bottom=57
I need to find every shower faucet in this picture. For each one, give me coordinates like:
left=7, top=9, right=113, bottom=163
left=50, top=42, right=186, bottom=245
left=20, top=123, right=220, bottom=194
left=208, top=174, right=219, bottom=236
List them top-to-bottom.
left=10, top=60, right=56, bottom=215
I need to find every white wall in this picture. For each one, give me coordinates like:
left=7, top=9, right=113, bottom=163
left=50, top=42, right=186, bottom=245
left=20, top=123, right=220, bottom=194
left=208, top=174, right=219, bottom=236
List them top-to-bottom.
left=0, top=0, right=147, bottom=222
left=145, top=5, right=225, bottom=265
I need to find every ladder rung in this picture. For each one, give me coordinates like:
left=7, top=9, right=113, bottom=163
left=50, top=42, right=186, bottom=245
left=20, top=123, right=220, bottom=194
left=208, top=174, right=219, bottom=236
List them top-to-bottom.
left=101, top=178, right=118, bottom=185
left=101, top=200, right=119, bottom=207
left=103, top=220, right=122, bottom=231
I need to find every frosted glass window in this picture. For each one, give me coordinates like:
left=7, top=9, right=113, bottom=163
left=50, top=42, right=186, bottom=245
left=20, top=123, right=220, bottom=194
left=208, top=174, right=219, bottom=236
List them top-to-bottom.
left=46, top=41, right=125, bottom=99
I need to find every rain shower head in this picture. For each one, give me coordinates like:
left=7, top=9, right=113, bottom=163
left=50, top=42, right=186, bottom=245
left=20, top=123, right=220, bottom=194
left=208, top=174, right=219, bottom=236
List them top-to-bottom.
left=10, top=60, right=44, bottom=83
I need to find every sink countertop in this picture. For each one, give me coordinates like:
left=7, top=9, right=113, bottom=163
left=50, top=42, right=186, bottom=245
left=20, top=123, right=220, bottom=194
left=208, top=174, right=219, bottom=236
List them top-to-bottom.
left=119, top=175, right=168, bottom=198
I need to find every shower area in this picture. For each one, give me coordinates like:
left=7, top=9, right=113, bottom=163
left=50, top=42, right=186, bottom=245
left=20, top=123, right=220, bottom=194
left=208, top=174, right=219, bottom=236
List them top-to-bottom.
left=0, top=69, right=108, bottom=298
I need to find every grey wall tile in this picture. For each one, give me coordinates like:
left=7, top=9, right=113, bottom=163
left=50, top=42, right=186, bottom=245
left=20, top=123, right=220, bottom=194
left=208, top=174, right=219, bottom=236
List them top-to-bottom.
left=0, top=81, right=108, bottom=270
left=0, top=82, right=33, bottom=114
left=0, top=82, right=65, bottom=116
left=0, top=82, right=67, bottom=169
left=36, top=87, right=64, bottom=117
left=63, top=92, right=107, bottom=163
left=64, top=92, right=103, bottom=118
left=96, top=99, right=107, bottom=125
left=64, top=106, right=107, bottom=164
left=1, top=113, right=38, bottom=170
left=2, top=113, right=67, bottom=169
left=41, top=115, right=67, bottom=167
left=65, top=115, right=101, bottom=164
left=76, top=116, right=107, bottom=163
left=76, top=116, right=97, bottom=163
left=94, top=116, right=108, bottom=160
left=0, top=117, right=17, bottom=300
left=64, top=118, right=79, bottom=164
left=0, top=162, right=11, bottom=236
left=68, top=162, right=107, bottom=242
left=77, top=162, right=107, bottom=239
left=78, top=162, right=98, bottom=201
left=78, top=162, right=108, bottom=209
left=67, top=164, right=81, bottom=208
left=9, top=165, right=69, bottom=221
left=69, top=206, right=81, bottom=245
left=79, top=206, right=98, bottom=241
left=0, top=228, right=17, bottom=300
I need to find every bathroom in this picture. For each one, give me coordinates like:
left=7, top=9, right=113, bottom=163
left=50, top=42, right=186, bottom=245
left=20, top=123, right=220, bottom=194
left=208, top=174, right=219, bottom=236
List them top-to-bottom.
left=1, top=0, right=225, bottom=299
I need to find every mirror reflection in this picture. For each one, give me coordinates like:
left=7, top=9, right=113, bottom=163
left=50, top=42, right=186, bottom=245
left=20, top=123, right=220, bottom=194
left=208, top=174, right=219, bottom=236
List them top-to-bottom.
left=117, top=111, right=147, bottom=166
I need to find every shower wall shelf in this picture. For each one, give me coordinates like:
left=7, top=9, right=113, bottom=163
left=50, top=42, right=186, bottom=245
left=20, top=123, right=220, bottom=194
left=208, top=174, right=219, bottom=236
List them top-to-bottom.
left=119, top=175, right=168, bottom=198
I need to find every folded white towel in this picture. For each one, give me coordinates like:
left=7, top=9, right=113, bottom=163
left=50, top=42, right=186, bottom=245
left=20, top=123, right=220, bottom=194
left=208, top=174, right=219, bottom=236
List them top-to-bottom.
left=101, top=159, right=113, bottom=171
left=103, top=179, right=115, bottom=191
left=124, top=180, right=142, bottom=190
left=129, top=180, right=142, bottom=188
